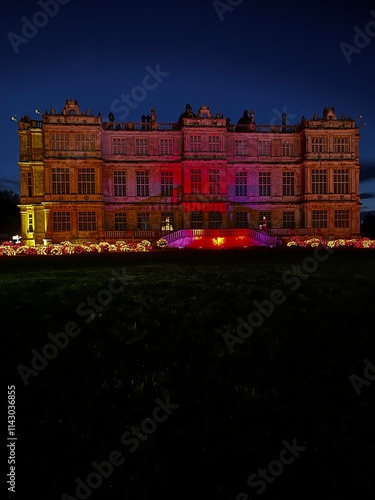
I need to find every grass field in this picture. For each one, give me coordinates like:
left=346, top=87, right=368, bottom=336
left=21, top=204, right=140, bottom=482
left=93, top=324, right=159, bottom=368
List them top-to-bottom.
left=3, top=247, right=375, bottom=500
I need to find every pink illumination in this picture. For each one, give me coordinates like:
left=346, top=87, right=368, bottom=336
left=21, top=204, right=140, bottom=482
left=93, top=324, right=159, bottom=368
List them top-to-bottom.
left=168, top=235, right=257, bottom=249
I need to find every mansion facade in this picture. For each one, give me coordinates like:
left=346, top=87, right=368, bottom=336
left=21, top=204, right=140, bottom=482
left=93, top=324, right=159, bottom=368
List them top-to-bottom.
left=17, top=99, right=361, bottom=244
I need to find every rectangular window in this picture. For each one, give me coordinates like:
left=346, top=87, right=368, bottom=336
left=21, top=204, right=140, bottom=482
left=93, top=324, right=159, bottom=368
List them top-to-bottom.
left=51, top=133, right=68, bottom=151
left=76, top=134, right=94, bottom=151
left=190, top=136, right=202, bottom=152
left=208, top=136, right=220, bottom=152
left=311, top=137, right=327, bottom=154
left=334, top=137, right=349, bottom=154
left=112, top=138, right=125, bottom=155
left=135, top=138, right=149, bottom=155
left=160, top=138, right=173, bottom=155
left=234, top=140, right=247, bottom=156
left=258, top=140, right=271, bottom=156
left=282, top=141, right=294, bottom=156
left=52, top=168, right=70, bottom=195
left=78, top=168, right=95, bottom=194
left=191, top=169, right=202, bottom=194
left=209, top=169, right=220, bottom=195
left=334, top=169, right=349, bottom=194
left=312, top=170, right=327, bottom=194
left=113, top=171, right=126, bottom=197
left=136, top=171, right=149, bottom=197
left=161, top=171, right=173, bottom=197
left=27, top=172, right=32, bottom=197
left=235, top=172, right=247, bottom=196
left=259, top=172, right=271, bottom=196
left=283, top=172, right=295, bottom=196
left=312, top=210, right=328, bottom=228
left=334, top=210, right=350, bottom=228
left=53, top=211, right=71, bottom=232
left=78, top=211, right=96, bottom=231
left=191, top=211, right=203, bottom=228
left=209, top=211, right=221, bottom=228
left=235, top=211, right=248, bottom=228
left=259, top=211, right=271, bottom=229
left=283, top=211, right=295, bottom=229
left=161, top=212, right=174, bottom=231
left=28, top=213, right=33, bottom=232
left=114, top=213, right=127, bottom=231
left=137, top=213, right=150, bottom=230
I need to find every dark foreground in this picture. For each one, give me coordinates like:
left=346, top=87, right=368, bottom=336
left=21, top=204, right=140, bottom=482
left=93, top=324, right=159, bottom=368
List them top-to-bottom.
left=3, top=247, right=375, bottom=499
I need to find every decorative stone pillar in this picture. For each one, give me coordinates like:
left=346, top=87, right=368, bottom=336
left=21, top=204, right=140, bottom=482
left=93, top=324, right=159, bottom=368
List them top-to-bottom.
left=43, top=208, right=51, bottom=239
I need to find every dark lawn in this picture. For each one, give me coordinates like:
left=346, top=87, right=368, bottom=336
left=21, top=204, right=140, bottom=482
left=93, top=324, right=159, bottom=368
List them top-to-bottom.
left=2, top=247, right=375, bottom=500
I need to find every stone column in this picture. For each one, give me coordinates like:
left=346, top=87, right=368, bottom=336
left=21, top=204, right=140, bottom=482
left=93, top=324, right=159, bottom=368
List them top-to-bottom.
left=43, top=208, right=51, bottom=240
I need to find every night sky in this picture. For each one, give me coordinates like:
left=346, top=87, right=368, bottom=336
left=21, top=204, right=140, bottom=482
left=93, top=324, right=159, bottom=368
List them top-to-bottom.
left=1, top=0, right=374, bottom=213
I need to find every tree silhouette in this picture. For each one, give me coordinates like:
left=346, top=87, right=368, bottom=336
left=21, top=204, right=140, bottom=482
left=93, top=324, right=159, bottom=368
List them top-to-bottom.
left=0, top=190, right=20, bottom=238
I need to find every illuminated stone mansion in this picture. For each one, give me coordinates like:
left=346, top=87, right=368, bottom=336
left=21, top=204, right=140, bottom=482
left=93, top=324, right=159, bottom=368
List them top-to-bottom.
left=17, top=99, right=361, bottom=245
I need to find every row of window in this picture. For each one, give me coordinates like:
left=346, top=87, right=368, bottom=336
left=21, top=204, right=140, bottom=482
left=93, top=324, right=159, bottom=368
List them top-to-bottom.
left=50, top=134, right=95, bottom=151
left=48, top=135, right=351, bottom=155
left=311, top=137, right=350, bottom=154
left=113, top=138, right=292, bottom=156
left=114, top=138, right=296, bottom=156
left=255, top=141, right=295, bottom=157
left=51, top=167, right=96, bottom=195
left=28, top=168, right=349, bottom=198
left=49, top=168, right=282, bottom=197
left=190, top=169, right=295, bottom=196
left=311, top=169, right=349, bottom=194
left=114, top=171, right=173, bottom=197
left=257, top=172, right=294, bottom=197
left=51, top=209, right=351, bottom=232
left=311, top=209, right=350, bottom=228
left=190, top=210, right=351, bottom=229
left=254, top=210, right=350, bottom=229
left=50, top=211, right=273, bottom=231
left=52, top=211, right=175, bottom=232
left=53, top=211, right=97, bottom=231
left=187, top=211, right=296, bottom=229
left=52, top=212, right=177, bottom=232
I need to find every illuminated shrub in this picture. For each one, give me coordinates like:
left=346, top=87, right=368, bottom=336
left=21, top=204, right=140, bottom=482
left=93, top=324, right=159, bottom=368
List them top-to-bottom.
left=286, top=237, right=375, bottom=249
left=157, top=238, right=168, bottom=247
left=0, top=240, right=154, bottom=257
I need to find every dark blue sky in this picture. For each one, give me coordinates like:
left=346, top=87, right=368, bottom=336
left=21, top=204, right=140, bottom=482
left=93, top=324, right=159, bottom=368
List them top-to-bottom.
left=1, top=0, right=374, bottom=211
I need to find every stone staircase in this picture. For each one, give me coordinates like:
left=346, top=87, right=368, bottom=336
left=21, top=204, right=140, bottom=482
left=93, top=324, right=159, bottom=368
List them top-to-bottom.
left=162, top=229, right=281, bottom=249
